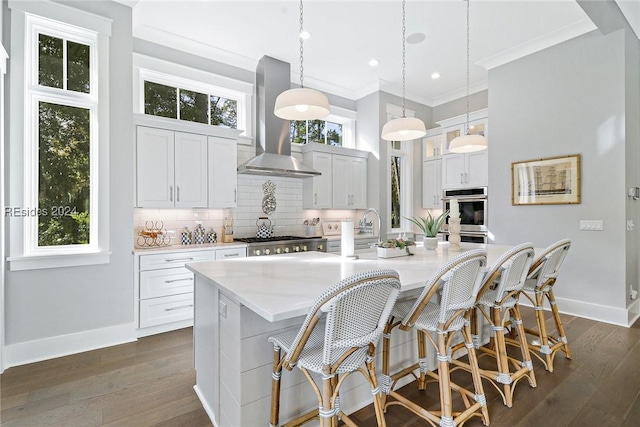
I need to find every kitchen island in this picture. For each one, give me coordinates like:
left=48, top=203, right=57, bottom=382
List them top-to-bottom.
left=186, top=243, right=517, bottom=426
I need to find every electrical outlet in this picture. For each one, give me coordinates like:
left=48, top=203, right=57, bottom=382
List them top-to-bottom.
left=579, top=220, right=603, bottom=231
left=631, top=285, right=638, bottom=300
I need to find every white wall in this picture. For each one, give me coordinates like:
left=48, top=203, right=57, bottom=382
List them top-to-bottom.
left=4, top=0, right=135, bottom=367
left=488, top=28, right=632, bottom=324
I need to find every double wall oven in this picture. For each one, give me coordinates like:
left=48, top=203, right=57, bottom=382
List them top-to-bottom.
left=441, top=187, right=488, bottom=243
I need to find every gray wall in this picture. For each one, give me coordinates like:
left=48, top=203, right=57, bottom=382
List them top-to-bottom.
left=4, top=1, right=134, bottom=344
left=488, top=29, right=628, bottom=312
left=432, top=90, right=488, bottom=125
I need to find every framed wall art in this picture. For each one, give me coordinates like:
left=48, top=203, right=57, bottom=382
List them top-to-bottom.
left=512, top=154, right=581, bottom=205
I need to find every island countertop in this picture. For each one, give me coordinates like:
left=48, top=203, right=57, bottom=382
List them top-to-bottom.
left=186, top=242, right=518, bottom=322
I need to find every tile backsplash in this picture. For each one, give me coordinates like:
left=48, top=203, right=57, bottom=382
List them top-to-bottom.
left=134, top=174, right=361, bottom=247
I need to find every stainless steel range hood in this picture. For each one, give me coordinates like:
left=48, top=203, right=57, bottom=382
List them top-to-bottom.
left=237, top=56, right=321, bottom=178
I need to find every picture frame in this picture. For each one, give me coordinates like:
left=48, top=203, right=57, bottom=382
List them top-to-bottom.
left=512, top=154, right=581, bottom=205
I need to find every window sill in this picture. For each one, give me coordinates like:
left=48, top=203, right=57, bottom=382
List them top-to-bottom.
left=7, top=251, right=111, bottom=271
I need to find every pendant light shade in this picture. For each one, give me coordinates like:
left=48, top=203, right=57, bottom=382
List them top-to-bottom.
left=273, top=0, right=330, bottom=121
left=381, top=0, right=426, bottom=142
left=449, top=0, right=487, bottom=154
left=274, top=87, right=330, bottom=120
left=381, top=117, right=427, bottom=142
left=449, top=133, right=487, bottom=153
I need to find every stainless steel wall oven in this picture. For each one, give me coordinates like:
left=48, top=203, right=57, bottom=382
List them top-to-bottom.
left=441, top=187, right=488, bottom=242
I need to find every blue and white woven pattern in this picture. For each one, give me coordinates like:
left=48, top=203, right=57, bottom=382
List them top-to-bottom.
left=523, top=239, right=571, bottom=292
left=477, top=243, right=535, bottom=308
left=401, top=249, right=487, bottom=333
left=269, top=269, right=401, bottom=375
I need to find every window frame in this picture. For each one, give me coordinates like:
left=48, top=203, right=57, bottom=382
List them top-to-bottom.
left=7, top=1, right=112, bottom=271
left=290, top=106, right=356, bottom=148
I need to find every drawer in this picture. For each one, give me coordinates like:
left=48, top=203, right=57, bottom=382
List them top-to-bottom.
left=355, top=239, right=376, bottom=250
left=327, top=240, right=341, bottom=253
left=215, top=247, right=246, bottom=260
left=139, top=250, right=216, bottom=271
left=140, top=267, right=194, bottom=299
left=139, top=293, right=194, bottom=328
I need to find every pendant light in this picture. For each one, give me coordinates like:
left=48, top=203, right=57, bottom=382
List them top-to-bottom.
left=274, top=0, right=330, bottom=120
left=381, top=0, right=426, bottom=142
left=449, top=0, right=488, bottom=153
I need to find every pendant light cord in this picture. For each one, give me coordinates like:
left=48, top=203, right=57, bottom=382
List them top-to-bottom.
left=299, top=0, right=305, bottom=89
left=401, top=0, right=407, bottom=118
left=465, top=0, right=470, bottom=135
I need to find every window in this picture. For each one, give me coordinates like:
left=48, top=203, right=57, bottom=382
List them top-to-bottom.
left=8, top=1, right=112, bottom=270
left=143, top=80, right=238, bottom=129
left=290, top=119, right=343, bottom=146
left=391, top=154, right=401, bottom=229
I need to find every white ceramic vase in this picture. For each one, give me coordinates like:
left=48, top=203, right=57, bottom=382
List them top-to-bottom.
left=423, top=236, right=439, bottom=250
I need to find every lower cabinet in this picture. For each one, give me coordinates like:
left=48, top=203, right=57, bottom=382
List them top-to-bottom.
left=326, top=237, right=378, bottom=253
left=134, top=247, right=246, bottom=336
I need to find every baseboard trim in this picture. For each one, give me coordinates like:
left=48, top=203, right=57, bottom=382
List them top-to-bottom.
left=520, top=296, right=634, bottom=327
left=5, top=322, right=136, bottom=369
left=194, top=385, right=218, bottom=427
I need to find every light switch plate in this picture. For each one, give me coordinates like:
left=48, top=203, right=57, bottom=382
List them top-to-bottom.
left=580, top=220, right=603, bottom=231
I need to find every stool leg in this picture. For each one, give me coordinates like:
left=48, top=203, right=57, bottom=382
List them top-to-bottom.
left=548, top=288, right=572, bottom=362
left=534, top=289, right=554, bottom=372
left=513, top=304, right=536, bottom=387
left=492, top=305, right=514, bottom=407
left=380, top=320, right=393, bottom=406
left=462, top=322, right=489, bottom=426
left=417, top=330, right=428, bottom=390
left=436, top=330, right=455, bottom=427
left=270, top=347, right=282, bottom=427
left=366, top=347, right=387, bottom=427
left=320, top=372, right=334, bottom=427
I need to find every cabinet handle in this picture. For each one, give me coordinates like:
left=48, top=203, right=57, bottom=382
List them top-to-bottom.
left=465, top=172, right=469, bottom=183
left=460, top=173, right=464, bottom=184
left=170, top=186, right=173, bottom=202
left=177, top=186, right=180, bottom=202
left=234, top=188, right=237, bottom=203
left=314, top=193, right=317, bottom=205
left=223, top=253, right=240, bottom=258
left=165, top=257, right=194, bottom=262
left=165, top=278, right=194, bottom=284
left=164, top=304, right=194, bottom=312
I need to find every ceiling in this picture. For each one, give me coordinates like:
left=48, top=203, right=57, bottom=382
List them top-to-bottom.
left=129, top=1, right=631, bottom=107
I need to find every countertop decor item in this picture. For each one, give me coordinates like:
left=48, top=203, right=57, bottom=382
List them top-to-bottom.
left=406, top=211, right=449, bottom=238
left=256, top=217, right=274, bottom=239
left=137, top=221, right=171, bottom=247
left=376, top=238, right=415, bottom=258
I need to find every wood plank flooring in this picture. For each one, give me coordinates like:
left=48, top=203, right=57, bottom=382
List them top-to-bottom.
left=1, top=307, right=639, bottom=426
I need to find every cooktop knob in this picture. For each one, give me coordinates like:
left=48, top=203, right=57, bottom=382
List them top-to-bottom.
left=302, top=245, right=308, bottom=251
left=294, top=246, right=300, bottom=252
left=275, top=247, right=281, bottom=254
left=284, top=247, right=290, bottom=253
left=265, top=248, right=271, bottom=255
left=254, top=249, right=261, bottom=256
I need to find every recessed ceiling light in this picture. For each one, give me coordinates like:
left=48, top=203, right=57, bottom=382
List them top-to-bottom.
left=299, top=31, right=311, bottom=40
left=406, top=33, right=426, bottom=44
left=368, top=58, right=379, bottom=67
left=431, top=72, right=440, bottom=79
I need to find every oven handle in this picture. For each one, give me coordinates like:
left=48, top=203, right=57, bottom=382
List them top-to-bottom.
left=442, top=195, right=487, bottom=201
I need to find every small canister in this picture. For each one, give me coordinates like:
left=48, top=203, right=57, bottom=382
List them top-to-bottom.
left=194, top=224, right=206, bottom=245
left=181, top=227, right=192, bottom=245
left=207, top=228, right=217, bottom=244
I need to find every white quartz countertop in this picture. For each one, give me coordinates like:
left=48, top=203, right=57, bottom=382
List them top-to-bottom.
left=133, top=241, right=247, bottom=255
left=187, top=242, right=528, bottom=322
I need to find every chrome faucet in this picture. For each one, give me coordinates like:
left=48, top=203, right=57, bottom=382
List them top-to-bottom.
left=363, top=208, right=382, bottom=245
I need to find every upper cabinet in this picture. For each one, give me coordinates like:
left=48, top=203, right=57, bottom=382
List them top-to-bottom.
left=135, top=122, right=240, bottom=209
left=136, top=127, right=208, bottom=208
left=422, top=130, right=444, bottom=160
left=208, top=136, right=238, bottom=208
left=301, top=143, right=369, bottom=210
left=442, top=150, right=488, bottom=189
left=422, top=158, right=442, bottom=209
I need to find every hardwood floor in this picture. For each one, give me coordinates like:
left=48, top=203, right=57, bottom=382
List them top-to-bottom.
left=1, top=307, right=639, bottom=426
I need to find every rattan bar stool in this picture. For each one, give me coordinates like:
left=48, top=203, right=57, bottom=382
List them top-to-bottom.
left=513, top=238, right=572, bottom=372
left=450, top=243, right=536, bottom=408
left=381, top=250, right=490, bottom=427
left=268, top=269, right=401, bottom=427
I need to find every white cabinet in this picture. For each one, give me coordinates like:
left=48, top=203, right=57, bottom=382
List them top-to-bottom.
left=441, top=117, right=488, bottom=154
left=136, top=127, right=208, bottom=208
left=423, top=134, right=443, bottom=160
left=208, top=136, right=238, bottom=208
left=301, top=143, right=369, bottom=210
left=442, top=150, right=488, bottom=189
left=302, top=151, right=333, bottom=209
left=332, top=155, right=367, bottom=209
left=422, top=159, right=442, bottom=209
left=326, top=237, right=377, bottom=253
left=134, top=246, right=246, bottom=336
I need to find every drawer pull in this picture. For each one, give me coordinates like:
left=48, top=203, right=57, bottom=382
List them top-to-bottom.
left=223, top=253, right=240, bottom=258
left=165, top=257, right=194, bottom=262
left=164, top=278, right=194, bottom=284
left=164, top=304, right=194, bottom=312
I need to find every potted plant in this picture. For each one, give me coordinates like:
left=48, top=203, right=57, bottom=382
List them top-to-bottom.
left=405, top=210, right=449, bottom=250
left=376, top=238, right=415, bottom=258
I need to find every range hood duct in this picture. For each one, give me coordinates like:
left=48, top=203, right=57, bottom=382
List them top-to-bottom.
left=237, top=56, right=321, bottom=178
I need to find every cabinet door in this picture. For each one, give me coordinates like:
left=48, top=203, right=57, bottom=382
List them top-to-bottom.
left=442, top=125, right=464, bottom=154
left=136, top=127, right=175, bottom=208
left=174, top=132, right=208, bottom=208
left=423, top=134, right=443, bottom=160
left=208, top=136, right=238, bottom=208
left=465, top=150, right=488, bottom=188
left=303, top=151, right=332, bottom=209
left=442, top=153, right=466, bottom=189
left=332, top=155, right=351, bottom=209
left=349, top=156, right=367, bottom=209
left=422, top=159, right=442, bottom=209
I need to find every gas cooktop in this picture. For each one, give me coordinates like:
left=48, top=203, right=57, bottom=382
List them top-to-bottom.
left=234, top=235, right=319, bottom=244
